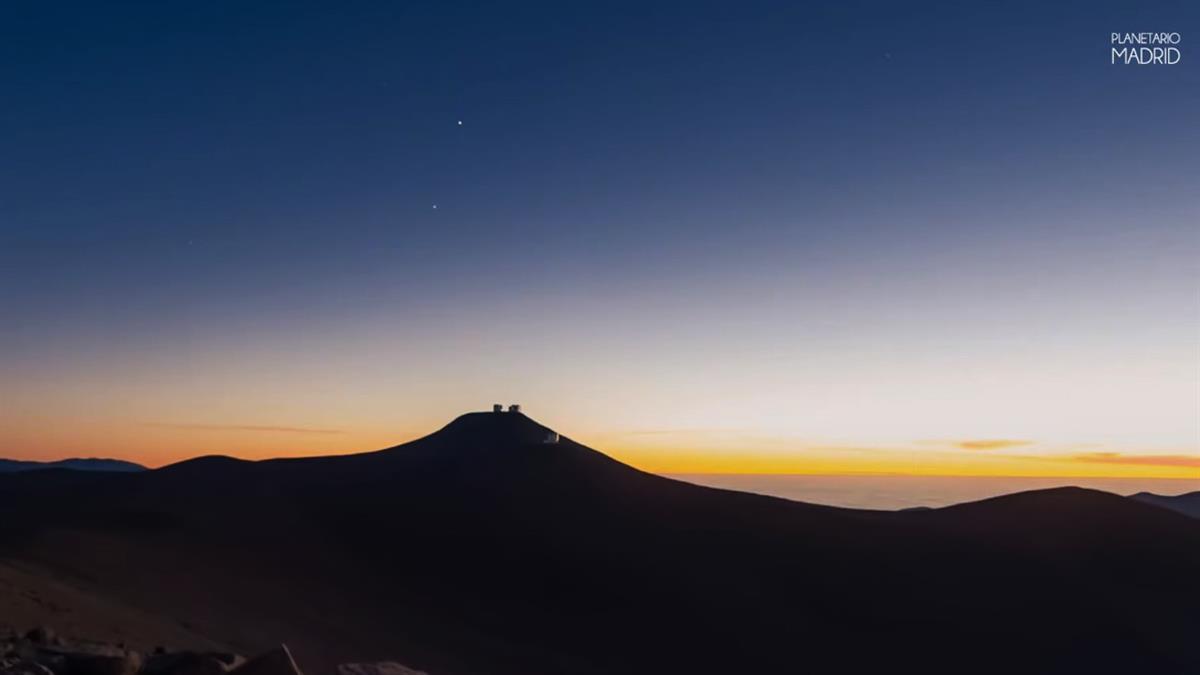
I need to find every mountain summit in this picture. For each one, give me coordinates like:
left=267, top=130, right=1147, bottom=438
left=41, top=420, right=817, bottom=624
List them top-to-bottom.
left=418, top=410, right=562, bottom=448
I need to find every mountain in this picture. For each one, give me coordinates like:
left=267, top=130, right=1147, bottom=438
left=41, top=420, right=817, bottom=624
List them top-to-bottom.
left=0, top=411, right=1197, bottom=674
left=0, top=457, right=146, bottom=472
left=1131, top=491, right=1200, bottom=519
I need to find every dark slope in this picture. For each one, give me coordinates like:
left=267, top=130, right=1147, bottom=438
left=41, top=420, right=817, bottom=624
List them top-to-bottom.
left=1, top=413, right=1198, bottom=675
left=0, top=457, right=146, bottom=472
left=899, top=488, right=1200, bottom=673
left=1131, top=490, right=1200, bottom=519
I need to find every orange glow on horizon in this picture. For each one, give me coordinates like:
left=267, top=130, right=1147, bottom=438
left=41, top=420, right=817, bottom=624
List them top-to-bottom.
left=2, top=415, right=1193, bottom=480
left=604, top=447, right=1200, bottom=479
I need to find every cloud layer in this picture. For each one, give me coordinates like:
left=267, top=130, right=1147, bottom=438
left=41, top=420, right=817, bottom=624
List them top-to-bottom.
left=147, top=423, right=344, bottom=435
left=952, top=439, right=1033, bottom=451
left=1069, top=453, right=1200, bottom=468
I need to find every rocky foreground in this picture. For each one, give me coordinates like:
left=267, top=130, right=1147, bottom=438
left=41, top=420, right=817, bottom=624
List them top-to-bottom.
left=0, top=628, right=426, bottom=675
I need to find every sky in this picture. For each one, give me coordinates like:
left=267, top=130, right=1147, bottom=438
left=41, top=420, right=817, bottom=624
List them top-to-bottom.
left=1, top=1, right=1197, bottom=477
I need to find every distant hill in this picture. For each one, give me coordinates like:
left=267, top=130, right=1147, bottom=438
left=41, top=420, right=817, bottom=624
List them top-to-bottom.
left=0, top=411, right=1197, bottom=675
left=0, top=458, right=146, bottom=473
left=1131, top=491, right=1200, bottom=519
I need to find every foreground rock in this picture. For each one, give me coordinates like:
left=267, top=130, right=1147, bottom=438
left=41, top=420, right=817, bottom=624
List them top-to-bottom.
left=1, top=628, right=427, bottom=675
left=3, top=629, right=144, bottom=675
left=224, top=648, right=299, bottom=675
left=142, top=652, right=240, bottom=675
left=334, top=664, right=427, bottom=675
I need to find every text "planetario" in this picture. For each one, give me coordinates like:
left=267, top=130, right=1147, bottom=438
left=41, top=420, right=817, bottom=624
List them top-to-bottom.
left=1112, top=33, right=1181, bottom=64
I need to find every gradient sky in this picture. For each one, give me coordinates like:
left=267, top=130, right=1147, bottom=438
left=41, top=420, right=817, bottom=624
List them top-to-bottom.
left=2, top=1, right=1197, bottom=476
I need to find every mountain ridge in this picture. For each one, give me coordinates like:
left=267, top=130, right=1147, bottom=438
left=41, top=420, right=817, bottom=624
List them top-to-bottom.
left=0, top=412, right=1196, bottom=674
left=0, top=457, right=146, bottom=473
left=1131, top=490, right=1200, bottom=519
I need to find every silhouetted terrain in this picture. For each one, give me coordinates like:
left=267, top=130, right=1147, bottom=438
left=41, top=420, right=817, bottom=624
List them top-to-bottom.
left=0, top=413, right=1197, bottom=675
left=0, top=458, right=146, bottom=473
left=1132, top=490, right=1200, bottom=519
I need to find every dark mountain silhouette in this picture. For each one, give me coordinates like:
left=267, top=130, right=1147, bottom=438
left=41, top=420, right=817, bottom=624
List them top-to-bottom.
left=0, top=412, right=1197, bottom=674
left=0, top=457, right=146, bottom=473
left=1131, top=490, right=1200, bottom=519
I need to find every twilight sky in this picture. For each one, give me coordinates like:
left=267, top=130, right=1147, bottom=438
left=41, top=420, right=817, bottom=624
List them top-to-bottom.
left=2, top=1, right=1197, bottom=476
